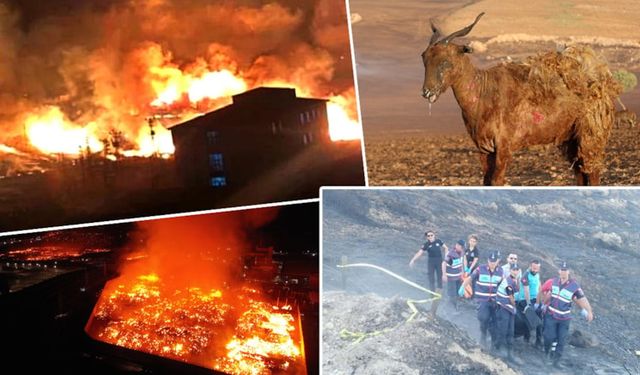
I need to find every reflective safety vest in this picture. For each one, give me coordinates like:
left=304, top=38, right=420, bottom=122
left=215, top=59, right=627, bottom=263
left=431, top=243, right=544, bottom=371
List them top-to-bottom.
left=445, top=250, right=463, bottom=280
left=474, top=264, right=503, bottom=302
left=516, top=270, right=540, bottom=302
left=496, top=276, right=519, bottom=314
left=549, top=277, right=580, bottom=320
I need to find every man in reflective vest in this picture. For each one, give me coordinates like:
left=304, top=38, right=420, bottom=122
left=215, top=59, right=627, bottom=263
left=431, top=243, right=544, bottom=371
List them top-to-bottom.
left=442, top=239, right=465, bottom=310
left=462, top=251, right=503, bottom=348
left=515, top=259, right=543, bottom=348
left=542, top=261, right=594, bottom=367
left=494, top=263, right=522, bottom=363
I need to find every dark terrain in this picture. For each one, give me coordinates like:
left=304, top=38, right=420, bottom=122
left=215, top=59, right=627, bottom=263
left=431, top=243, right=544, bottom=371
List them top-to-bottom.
left=322, top=189, right=640, bottom=374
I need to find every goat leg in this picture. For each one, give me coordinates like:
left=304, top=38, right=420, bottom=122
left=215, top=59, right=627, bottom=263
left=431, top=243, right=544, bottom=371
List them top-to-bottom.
left=491, top=149, right=511, bottom=186
left=480, top=153, right=495, bottom=186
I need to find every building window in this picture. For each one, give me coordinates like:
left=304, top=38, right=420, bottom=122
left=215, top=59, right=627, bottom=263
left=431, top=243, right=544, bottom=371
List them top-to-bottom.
left=305, top=111, right=311, bottom=122
left=299, top=113, right=305, bottom=124
left=271, top=121, right=277, bottom=134
left=206, top=130, right=218, bottom=145
left=308, top=132, right=314, bottom=143
left=303, top=134, right=308, bottom=145
left=209, top=153, right=224, bottom=172
left=210, top=176, right=227, bottom=187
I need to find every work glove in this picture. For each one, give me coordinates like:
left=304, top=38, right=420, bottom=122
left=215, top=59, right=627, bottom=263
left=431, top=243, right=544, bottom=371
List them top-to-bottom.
left=465, top=267, right=471, bottom=274
left=458, top=284, right=465, bottom=297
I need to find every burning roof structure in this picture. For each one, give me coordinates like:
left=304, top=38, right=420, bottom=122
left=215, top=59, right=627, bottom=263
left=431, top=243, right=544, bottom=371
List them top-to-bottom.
left=0, top=203, right=318, bottom=374
left=79, top=209, right=312, bottom=374
left=86, top=275, right=306, bottom=374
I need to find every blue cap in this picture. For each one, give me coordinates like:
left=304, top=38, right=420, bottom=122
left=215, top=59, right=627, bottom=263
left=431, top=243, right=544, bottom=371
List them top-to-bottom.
left=457, top=239, right=465, bottom=247
left=488, top=251, right=499, bottom=262
left=560, top=261, right=569, bottom=270
left=510, top=263, right=520, bottom=270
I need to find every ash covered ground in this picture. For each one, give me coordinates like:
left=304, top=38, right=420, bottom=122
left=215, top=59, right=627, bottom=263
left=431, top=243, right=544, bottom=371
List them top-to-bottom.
left=322, top=189, right=640, bottom=374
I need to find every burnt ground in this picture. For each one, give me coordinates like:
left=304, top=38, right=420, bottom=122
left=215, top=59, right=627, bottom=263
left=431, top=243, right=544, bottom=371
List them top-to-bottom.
left=365, top=123, right=640, bottom=186
left=321, top=189, right=640, bottom=374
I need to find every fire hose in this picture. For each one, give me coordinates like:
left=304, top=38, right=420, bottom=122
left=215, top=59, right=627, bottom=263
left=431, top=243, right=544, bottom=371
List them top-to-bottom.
left=336, top=263, right=442, bottom=344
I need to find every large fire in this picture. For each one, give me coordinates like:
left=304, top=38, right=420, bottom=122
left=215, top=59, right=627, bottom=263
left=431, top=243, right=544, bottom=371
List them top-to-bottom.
left=0, top=0, right=360, bottom=167
left=19, top=48, right=361, bottom=158
left=86, top=274, right=305, bottom=375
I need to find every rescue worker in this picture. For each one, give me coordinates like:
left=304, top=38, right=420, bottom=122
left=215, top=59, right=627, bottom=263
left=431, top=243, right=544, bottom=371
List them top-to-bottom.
left=410, top=230, right=448, bottom=293
left=442, top=239, right=464, bottom=310
left=461, top=251, right=503, bottom=348
left=501, top=253, right=522, bottom=280
left=516, top=259, right=543, bottom=348
left=542, top=261, right=594, bottom=367
left=494, top=263, right=522, bottom=363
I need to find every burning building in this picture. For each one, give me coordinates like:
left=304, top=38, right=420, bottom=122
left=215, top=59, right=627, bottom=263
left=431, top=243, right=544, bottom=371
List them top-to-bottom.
left=0, top=0, right=363, bottom=232
left=171, top=87, right=335, bottom=189
left=0, top=203, right=319, bottom=375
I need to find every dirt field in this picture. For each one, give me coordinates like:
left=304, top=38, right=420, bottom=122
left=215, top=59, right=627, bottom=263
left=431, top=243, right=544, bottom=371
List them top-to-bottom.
left=365, top=123, right=640, bottom=186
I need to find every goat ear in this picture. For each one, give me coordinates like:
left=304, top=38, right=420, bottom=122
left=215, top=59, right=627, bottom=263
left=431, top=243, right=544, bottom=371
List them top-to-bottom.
left=460, top=45, right=473, bottom=54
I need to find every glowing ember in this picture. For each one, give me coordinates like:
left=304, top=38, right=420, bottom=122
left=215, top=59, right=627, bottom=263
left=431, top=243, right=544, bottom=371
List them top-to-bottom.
left=1, top=247, right=111, bottom=261
left=86, top=274, right=304, bottom=374
left=215, top=300, right=301, bottom=374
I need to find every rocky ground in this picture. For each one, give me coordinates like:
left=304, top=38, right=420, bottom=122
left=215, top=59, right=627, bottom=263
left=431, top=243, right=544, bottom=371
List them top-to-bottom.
left=365, top=123, right=640, bottom=186
left=322, top=190, right=640, bottom=374
left=323, top=291, right=518, bottom=375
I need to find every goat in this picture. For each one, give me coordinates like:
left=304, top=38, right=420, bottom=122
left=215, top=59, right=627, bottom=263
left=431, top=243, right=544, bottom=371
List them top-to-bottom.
left=421, top=13, right=621, bottom=185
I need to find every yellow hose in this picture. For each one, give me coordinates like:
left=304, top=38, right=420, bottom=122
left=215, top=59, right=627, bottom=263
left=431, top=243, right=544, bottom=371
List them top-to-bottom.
left=336, top=263, right=442, bottom=344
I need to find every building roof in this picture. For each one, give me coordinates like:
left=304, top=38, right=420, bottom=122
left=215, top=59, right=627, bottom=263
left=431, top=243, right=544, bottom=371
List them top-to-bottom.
left=170, top=87, right=327, bottom=132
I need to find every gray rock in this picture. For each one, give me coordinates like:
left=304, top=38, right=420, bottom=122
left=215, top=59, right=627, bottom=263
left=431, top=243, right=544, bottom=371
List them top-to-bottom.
left=569, top=329, right=599, bottom=348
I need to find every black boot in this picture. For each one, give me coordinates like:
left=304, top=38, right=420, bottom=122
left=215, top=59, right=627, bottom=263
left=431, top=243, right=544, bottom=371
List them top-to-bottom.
left=480, top=332, right=487, bottom=348
left=534, top=337, right=543, bottom=350
left=507, top=347, right=523, bottom=365
left=544, top=350, right=553, bottom=365
left=553, top=353, right=563, bottom=368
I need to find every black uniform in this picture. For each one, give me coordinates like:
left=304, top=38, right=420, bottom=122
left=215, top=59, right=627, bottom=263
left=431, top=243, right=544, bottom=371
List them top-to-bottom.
left=422, top=239, right=444, bottom=291
left=465, top=246, right=480, bottom=273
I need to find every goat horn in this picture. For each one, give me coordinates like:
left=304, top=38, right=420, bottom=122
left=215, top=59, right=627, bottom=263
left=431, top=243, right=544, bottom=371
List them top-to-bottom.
left=440, top=12, right=485, bottom=45
left=428, top=19, right=441, bottom=46
left=617, top=97, right=627, bottom=111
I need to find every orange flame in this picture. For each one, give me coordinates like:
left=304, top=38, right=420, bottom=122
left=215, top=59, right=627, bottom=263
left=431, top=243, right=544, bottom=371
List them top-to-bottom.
left=22, top=45, right=360, bottom=157
left=150, top=67, right=247, bottom=107
left=327, top=96, right=362, bottom=141
left=25, top=107, right=104, bottom=155
left=0, top=144, right=23, bottom=155
left=87, top=274, right=304, bottom=374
